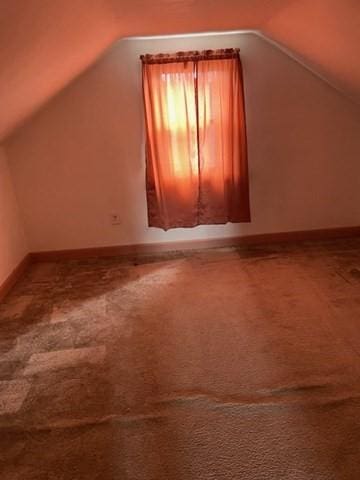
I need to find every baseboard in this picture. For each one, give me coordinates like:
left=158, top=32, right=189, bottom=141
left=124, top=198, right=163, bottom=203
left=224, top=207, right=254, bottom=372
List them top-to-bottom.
left=30, top=225, right=360, bottom=262
left=2, top=226, right=360, bottom=299
left=0, top=254, right=31, bottom=303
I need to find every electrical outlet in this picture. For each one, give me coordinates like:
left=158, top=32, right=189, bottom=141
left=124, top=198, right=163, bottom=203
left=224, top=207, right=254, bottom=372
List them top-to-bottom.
left=110, top=214, right=121, bottom=225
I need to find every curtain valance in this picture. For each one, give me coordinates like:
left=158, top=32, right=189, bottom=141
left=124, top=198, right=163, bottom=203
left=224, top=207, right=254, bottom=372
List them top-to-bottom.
left=140, top=48, right=240, bottom=65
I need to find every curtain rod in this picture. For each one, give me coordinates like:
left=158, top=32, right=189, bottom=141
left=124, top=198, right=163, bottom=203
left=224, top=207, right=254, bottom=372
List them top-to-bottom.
left=140, top=48, right=240, bottom=64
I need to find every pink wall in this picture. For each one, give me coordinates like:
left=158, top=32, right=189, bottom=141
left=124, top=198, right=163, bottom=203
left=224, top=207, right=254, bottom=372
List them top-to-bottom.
left=0, top=0, right=287, bottom=141
left=0, top=0, right=118, bottom=140
left=264, top=0, right=360, bottom=104
left=1, top=1, right=359, bottom=142
left=5, top=32, right=360, bottom=252
left=0, top=146, right=28, bottom=285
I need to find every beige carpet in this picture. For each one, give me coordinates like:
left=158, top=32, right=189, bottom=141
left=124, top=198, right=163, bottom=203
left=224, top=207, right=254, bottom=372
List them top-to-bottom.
left=1, top=239, right=360, bottom=479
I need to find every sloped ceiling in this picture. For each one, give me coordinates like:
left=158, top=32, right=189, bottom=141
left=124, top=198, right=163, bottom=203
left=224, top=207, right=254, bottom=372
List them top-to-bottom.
left=0, top=0, right=359, bottom=142
left=263, top=0, right=360, bottom=105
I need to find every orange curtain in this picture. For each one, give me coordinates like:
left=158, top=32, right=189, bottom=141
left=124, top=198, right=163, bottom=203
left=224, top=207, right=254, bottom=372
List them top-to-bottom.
left=142, top=49, right=250, bottom=230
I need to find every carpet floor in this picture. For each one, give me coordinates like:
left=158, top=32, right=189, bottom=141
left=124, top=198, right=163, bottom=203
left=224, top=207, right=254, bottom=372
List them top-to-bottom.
left=1, top=238, right=360, bottom=479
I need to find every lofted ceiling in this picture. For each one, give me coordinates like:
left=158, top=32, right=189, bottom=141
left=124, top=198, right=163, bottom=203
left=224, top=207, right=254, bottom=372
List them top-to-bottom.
left=0, top=0, right=359, bottom=142
left=263, top=0, right=360, bottom=105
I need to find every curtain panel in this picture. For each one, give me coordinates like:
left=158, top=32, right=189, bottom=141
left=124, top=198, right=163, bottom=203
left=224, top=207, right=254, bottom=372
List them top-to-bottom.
left=141, top=48, right=250, bottom=230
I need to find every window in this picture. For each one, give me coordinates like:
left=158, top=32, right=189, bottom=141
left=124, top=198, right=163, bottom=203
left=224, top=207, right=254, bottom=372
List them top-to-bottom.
left=141, top=49, right=250, bottom=230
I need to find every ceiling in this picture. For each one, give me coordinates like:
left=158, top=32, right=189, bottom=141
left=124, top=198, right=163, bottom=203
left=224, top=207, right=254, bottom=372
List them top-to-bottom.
left=0, top=0, right=359, bottom=142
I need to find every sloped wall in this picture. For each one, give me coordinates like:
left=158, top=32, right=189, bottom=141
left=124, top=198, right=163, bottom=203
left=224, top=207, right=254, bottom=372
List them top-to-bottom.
left=0, top=0, right=290, bottom=141
left=0, top=0, right=119, bottom=141
left=263, top=0, right=360, bottom=105
left=1, top=1, right=359, bottom=142
left=5, top=32, right=360, bottom=252
left=0, top=146, right=28, bottom=286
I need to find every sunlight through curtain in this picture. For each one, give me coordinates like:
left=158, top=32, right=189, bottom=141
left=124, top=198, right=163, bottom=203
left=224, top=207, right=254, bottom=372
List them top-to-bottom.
left=141, top=49, right=250, bottom=230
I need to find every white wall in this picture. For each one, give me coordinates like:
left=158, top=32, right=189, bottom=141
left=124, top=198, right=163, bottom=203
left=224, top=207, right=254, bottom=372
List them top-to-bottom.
left=6, top=32, right=360, bottom=252
left=0, top=146, right=28, bottom=285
